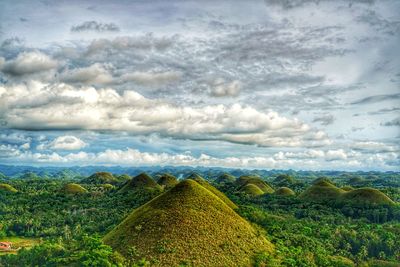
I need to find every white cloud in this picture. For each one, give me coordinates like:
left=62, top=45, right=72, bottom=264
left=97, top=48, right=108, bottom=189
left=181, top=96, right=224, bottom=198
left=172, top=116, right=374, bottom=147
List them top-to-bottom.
left=1, top=51, right=57, bottom=76
left=59, top=63, right=113, bottom=84
left=121, top=70, right=182, bottom=86
left=0, top=81, right=327, bottom=148
left=37, top=135, right=87, bottom=151
left=326, top=149, right=347, bottom=161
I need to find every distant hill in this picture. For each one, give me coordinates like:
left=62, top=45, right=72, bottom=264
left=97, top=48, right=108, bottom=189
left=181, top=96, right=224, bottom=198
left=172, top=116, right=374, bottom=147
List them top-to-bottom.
left=81, top=172, right=119, bottom=185
left=119, top=173, right=161, bottom=192
left=157, top=173, right=178, bottom=189
left=215, top=173, right=236, bottom=184
left=273, top=174, right=296, bottom=186
left=237, top=175, right=274, bottom=194
left=104, top=179, right=273, bottom=266
left=299, top=181, right=344, bottom=202
left=0, top=183, right=18, bottom=193
left=61, top=183, right=88, bottom=194
left=239, top=183, right=264, bottom=196
left=341, top=186, right=354, bottom=191
left=275, top=187, right=295, bottom=196
left=339, top=188, right=395, bottom=206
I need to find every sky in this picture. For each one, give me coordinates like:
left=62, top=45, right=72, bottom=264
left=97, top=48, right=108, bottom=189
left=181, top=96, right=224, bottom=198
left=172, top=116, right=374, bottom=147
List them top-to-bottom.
left=0, top=0, right=399, bottom=170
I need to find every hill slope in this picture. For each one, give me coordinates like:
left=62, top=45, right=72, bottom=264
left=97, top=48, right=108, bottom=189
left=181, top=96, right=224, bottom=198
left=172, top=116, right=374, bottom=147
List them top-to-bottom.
left=237, top=176, right=274, bottom=194
left=104, top=180, right=273, bottom=266
left=299, top=182, right=344, bottom=202
left=0, top=183, right=17, bottom=193
left=61, top=183, right=88, bottom=194
left=239, top=183, right=265, bottom=196
left=275, top=187, right=295, bottom=196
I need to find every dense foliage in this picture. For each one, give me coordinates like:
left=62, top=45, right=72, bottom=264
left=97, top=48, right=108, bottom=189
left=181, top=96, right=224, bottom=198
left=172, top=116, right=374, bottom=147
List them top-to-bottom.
left=0, top=170, right=399, bottom=266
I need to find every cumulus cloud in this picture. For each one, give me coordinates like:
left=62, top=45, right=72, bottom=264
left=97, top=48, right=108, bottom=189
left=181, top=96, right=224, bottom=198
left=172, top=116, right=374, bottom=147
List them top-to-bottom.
left=71, top=21, right=120, bottom=32
left=0, top=51, right=57, bottom=76
left=59, top=63, right=113, bottom=85
left=121, top=70, right=182, bottom=86
left=210, top=79, right=241, bottom=97
left=0, top=81, right=327, bottom=148
left=37, top=135, right=87, bottom=151
left=325, top=149, right=348, bottom=161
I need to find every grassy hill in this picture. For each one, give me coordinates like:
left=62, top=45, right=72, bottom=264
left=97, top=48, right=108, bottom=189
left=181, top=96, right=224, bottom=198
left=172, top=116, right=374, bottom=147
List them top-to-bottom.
left=82, top=172, right=119, bottom=185
left=119, top=173, right=161, bottom=193
left=157, top=173, right=178, bottom=189
left=215, top=173, right=236, bottom=184
left=237, top=176, right=274, bottom=194
left=104, top=179, right=273, bottom=266
left=299, top=181, right=345, bottom=202
left=0, top=183, right=17, bottom=193
left=61, top=183, right=88, bottom=194
left=239, top=183, right=265, bottom=196
left=275, top=187, right=295, bottom=196
left=339, top=188, right=395, bottom=206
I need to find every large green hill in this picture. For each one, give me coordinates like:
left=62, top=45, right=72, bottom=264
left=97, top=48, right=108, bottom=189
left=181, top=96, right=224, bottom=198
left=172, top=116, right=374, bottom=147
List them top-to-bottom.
left=81, top=172, right=119, bottom=185
left=119, top=173, right=161, bottom=192
left=237, top=176, right=274, bottom=194
left=104, top=179, right=273, bottom=266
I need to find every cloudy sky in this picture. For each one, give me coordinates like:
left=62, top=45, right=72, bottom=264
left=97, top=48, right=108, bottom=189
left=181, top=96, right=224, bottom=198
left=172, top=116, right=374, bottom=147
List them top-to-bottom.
left=0, top=0, right=399, bottom=170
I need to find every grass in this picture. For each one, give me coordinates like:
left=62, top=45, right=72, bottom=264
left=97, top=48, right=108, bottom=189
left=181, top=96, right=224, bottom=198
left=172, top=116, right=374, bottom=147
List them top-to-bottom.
left=215, top=173, right=236, bottom=184
left=104, top=179, right=273, bottom=266
left=299, top=182, right=345, bottom=202
left=0, top=183, right=17, bottom=193
left=61, top=183, right=88, bottom=194
left=240, top=183, right=265, bottom=196
left=275, top=187, right=295, bottom=196
left=340, top=187, right=395, bottom=206
left=0, top=237, right=41, bottom=255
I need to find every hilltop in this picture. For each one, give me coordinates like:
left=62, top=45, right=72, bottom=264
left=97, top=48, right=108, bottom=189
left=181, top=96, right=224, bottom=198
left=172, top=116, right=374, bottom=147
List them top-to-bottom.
left=119, top=173, right=161, bottom=192
left=273, top=174, right=296, bottom=186
left=189, top=175, right=238, bottom=209
left=104, top=179, right=273, bottom=266
left=299, top=181, right=344, bottom=202
left=0, top=183, right=18, bottom=193
left=61, top=183, right=88, bottom=194
left=239, top=183, right=265, bottom=196
left=275, top=187, right=295, bottom=196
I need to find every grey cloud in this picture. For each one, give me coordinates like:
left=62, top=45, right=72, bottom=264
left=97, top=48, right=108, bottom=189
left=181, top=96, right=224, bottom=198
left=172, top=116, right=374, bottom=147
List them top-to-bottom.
left=264, top=0, right=375, bottom=9
left=356, top=10, right=400, bottom=36
left=71, top=21, right=120, bottom=32
left=1, top=51, right=57, bottom=76
left=351, top=93, right=400, bottom=105
left=312, top=114, right=335, bottom=126
left=382, top=117, right=400, bottom=127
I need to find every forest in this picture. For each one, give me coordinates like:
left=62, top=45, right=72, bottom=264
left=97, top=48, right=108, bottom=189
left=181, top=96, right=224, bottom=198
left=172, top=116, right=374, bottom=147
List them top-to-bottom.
left=0, top=169, right=399, bottom=266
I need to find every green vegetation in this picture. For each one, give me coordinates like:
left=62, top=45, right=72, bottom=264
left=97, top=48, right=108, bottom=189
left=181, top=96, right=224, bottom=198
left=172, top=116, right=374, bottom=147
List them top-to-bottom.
left=0, top=170, right=399, bottom=266
left=81, top=172, right=119, bottom=185
left=119, top=172, right=161, bottom=193
left=215, top=173, right=236, bottom=184
left=273, top=174, right=296, bottom=187
left=104, top=180, right=273, bottom=266
left=0, top=183, right=18, bottom=193
left=60, top=183, right=88, bottom=194
left=275, top=187, right=295, bottom=196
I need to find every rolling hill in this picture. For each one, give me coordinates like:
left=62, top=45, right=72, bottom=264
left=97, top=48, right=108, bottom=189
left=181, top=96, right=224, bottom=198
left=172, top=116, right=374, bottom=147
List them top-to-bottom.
left=119, top=173, right=161, bottom=192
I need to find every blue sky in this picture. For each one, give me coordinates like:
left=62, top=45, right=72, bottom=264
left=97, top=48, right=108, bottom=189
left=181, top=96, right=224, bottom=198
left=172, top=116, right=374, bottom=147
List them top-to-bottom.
left=0, top=0, right=399, bottom=170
